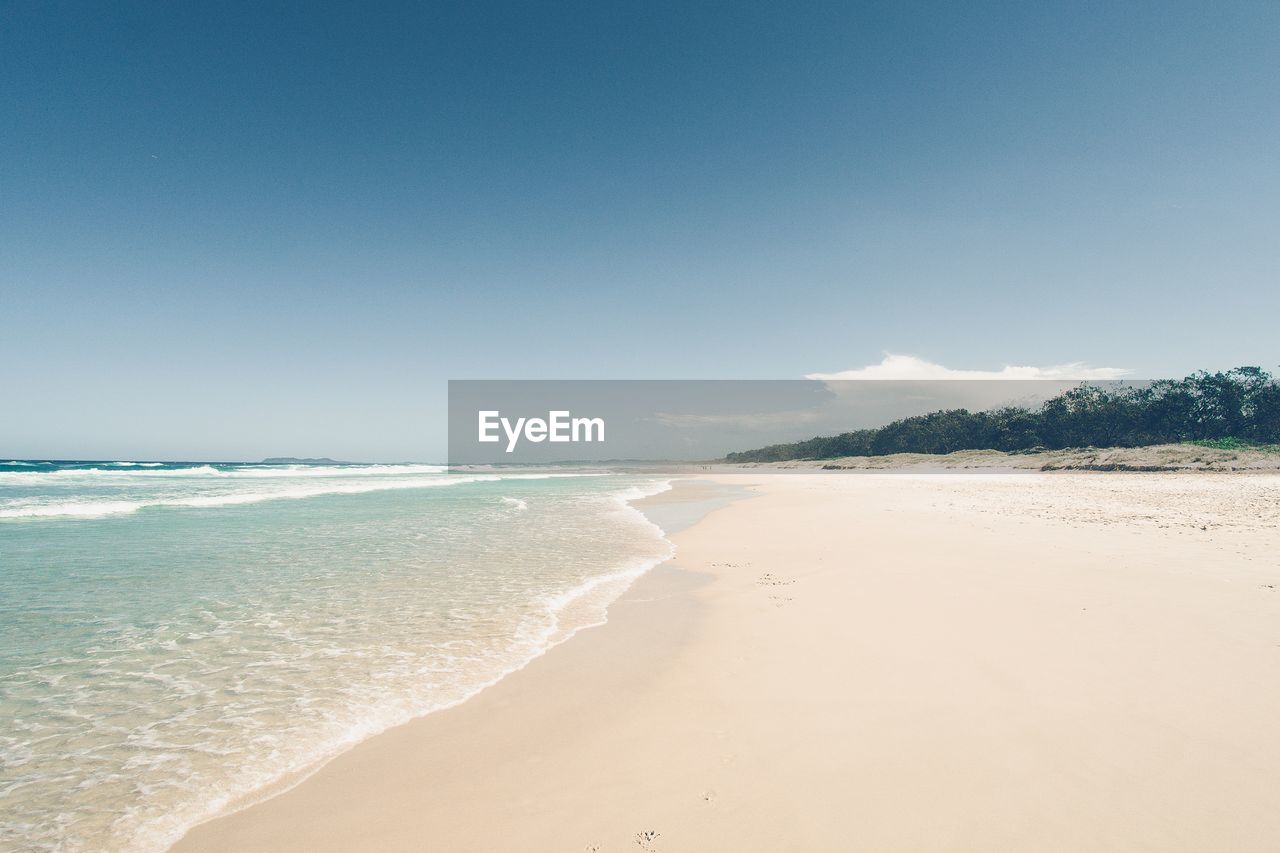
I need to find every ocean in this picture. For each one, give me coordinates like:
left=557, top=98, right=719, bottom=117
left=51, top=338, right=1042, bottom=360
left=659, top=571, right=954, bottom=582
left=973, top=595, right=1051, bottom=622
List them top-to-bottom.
left=0, top=460, right=673, bottom=851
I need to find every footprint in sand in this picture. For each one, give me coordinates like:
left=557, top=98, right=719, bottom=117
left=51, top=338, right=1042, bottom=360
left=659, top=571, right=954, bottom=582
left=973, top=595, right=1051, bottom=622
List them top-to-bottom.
left=756, top=572, right=796, bottom=607
left=634, top=830, right=661, bottom=851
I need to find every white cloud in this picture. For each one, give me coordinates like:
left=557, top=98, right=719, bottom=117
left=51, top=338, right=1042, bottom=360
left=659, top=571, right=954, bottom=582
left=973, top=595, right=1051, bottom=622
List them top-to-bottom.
left=806, top=353, right=1130, bottom=381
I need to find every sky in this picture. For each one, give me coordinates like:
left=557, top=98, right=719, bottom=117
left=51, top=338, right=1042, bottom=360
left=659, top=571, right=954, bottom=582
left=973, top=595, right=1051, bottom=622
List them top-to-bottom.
left=2, top=1, right=1277, bottom=460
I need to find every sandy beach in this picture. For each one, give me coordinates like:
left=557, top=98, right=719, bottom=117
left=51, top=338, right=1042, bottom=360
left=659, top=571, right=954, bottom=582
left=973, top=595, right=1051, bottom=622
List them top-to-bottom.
left=175, top=471, right=1280, bottom=852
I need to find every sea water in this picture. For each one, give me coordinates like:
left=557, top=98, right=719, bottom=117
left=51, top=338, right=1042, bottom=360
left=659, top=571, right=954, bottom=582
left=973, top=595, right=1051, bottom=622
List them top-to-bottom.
left=0, top=461, right=672, bottom=851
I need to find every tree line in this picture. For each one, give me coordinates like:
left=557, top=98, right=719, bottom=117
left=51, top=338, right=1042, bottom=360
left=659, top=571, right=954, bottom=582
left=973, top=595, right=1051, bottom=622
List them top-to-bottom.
left=724, top=367, right=1280, bottom=462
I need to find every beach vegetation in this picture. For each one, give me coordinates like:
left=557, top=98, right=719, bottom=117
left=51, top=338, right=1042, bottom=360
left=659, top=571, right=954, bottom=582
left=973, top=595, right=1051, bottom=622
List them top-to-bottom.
left=725, top=367, right=1280, bottom=462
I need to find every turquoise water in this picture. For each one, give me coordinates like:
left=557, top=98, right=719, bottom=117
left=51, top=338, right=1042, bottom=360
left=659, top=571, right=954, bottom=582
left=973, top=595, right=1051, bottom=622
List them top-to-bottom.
left=0, top=461, right=672, bottom=851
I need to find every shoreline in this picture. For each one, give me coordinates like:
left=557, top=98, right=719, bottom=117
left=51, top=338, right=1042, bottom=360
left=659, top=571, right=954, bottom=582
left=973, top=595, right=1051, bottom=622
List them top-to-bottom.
left=175, top=471, right=1280, bottom=851
left=168, top=476, right=738, bottom=851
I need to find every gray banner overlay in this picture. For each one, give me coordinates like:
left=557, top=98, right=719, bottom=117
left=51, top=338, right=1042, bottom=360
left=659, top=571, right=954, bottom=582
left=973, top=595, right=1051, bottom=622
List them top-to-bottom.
left=447, top=379, right=1140, bottom=465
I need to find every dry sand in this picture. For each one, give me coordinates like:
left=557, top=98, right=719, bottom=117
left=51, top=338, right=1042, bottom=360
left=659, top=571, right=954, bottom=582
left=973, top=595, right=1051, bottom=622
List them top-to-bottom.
left=175, top=472, right=1280, bottom=852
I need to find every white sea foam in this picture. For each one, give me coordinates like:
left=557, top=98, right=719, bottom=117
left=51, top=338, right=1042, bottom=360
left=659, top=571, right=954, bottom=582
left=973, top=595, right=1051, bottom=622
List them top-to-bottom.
left=0, top=463, right=449, bottom=481
left=197, top=464, right=450, bottom=478
left=0, top=466, right=606, bottom=517
left=0, top=469, right=677, bottom=853
left=0, top=477, right=471, bottom=519
left=181, top=478, right=667, bottom=852
left=530, top=478, right=675, bottom=651
left=0, top=500, right=153, bottom=519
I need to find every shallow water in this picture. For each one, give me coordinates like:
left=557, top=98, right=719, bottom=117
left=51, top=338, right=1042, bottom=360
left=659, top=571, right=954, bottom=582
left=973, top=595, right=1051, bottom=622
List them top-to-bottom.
left=0, top=461, right=671, bottom=851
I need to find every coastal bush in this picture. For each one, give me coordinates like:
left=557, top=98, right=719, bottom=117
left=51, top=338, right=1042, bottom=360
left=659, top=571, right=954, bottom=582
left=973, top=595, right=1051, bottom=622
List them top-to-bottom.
left=725, top=367, right=1280, bottom=462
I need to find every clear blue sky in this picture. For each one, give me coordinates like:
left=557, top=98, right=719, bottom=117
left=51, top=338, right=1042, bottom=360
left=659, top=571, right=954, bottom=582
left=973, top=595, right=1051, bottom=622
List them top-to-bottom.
left=3, top=2, right=1277, bottom=460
